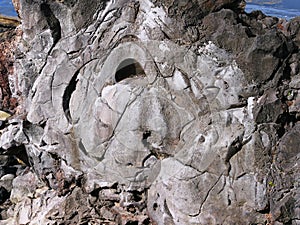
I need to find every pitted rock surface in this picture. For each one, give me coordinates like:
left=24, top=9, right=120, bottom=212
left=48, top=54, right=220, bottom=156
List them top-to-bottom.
left=0, top=0, right=299, bottom=224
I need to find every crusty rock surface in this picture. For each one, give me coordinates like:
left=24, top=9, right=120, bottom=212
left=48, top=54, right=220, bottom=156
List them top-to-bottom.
left=0, top=0, right=299, bottom=224
left=0, top=15, right=21, bottom=113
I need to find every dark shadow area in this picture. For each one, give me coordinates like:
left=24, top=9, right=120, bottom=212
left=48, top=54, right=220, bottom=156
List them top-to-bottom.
left=40, top=3, right=61, bottom=44
left=115, top=58, right=145, bottom=82
left=62, top=70, right=79, bottom=123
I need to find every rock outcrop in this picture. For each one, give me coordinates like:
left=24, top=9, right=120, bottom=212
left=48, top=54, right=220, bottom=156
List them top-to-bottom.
left=0, top=0, right=299, bottom=224
left=0, top=15, right=21, bottom=113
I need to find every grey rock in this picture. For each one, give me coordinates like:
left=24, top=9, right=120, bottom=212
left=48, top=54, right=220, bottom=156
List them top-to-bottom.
left=0, top=0, right=299, bottom=224
left=200, top=9, right=294, bottom=86
left=286, top=17, right=300, bottom=47
left=290, top=74, right=300, bottom=89
left=0, top=120, right=28, bottom=150
left=10, top=171, right=40, bottom=204
left=0, top=174, right=15, bottom=192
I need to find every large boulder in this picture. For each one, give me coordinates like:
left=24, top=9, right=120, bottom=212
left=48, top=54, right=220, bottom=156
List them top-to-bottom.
left=0, top=0, right=299, bottom=224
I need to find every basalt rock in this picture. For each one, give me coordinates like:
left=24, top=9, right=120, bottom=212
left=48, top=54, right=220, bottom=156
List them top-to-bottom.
left=0, top=0, right=299, bottom=224
left=0, top=16, right=21, bottom=113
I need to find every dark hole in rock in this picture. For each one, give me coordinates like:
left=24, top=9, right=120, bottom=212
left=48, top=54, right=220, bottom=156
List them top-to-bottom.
left=40, top=3, right=61, bottom=44
left=115, top=58, right=145, bottom=82
left=63, top=70, right=79, bottom=123
left=0, top=121, right=6, bottom=129
left=142, top=130, right=151, bottom=140
left=142, top=130, right=151, bottom=147
left=198, top=135, right=205, bottom=143
left=40, top=140, right=47, bottom=147
left=4, top=145, right=30, bottom=167
left=0, top=166, right=17, bottom=177
left=0, top=187, right=9, bottom=204
left=90, top=188, right=100, bottom=197
left=130, top=190, right=143, bottom=202
left=228, top=197, right=231, bottom=206
left=153, top=202, right=158, bottom=211
left=257, top=204, right=270, bottom=214
left=142, top=218, right=151, bottom=225
left=125, top=221, right=138, bottom=225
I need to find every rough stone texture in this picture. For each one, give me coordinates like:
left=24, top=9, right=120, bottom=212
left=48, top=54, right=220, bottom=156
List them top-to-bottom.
left=0, top=0, right=299, bottom=224
left=0, top=16, right=21, bottom=113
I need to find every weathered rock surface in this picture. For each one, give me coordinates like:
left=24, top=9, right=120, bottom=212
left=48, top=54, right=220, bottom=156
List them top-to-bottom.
left=0, top=0, right=299, bottom=224
left=0, top=15, right=21, bottom=114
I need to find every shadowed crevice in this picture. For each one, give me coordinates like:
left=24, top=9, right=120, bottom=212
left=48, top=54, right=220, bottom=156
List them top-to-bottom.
left=40, top=3, right=61, bottom=45
left=115, top=58, right=145, bottom=82
left=63, top=71, right=79, bottom=123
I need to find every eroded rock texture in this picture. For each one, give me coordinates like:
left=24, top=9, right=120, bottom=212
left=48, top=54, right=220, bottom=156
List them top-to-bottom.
left=0, top=0, right=299, bottom=224
left=0, top=15, right=21, bottom=113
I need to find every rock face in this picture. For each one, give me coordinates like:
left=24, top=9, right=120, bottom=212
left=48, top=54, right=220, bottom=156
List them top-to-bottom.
left=0, top=0, right=299, bottom=224
left=0, top=15, right=21, bottom=113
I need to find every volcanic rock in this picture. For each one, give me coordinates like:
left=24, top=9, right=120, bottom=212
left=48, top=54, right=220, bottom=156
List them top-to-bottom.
left=0, top=0, right=299, bottom=224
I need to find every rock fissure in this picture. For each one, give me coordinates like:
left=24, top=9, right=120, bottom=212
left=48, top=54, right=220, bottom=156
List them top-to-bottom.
left=40, top=3, right=62, bottom=46
left=62, top=71, right=79, bottom=123
left=191, top=174, right=224, bottom=217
